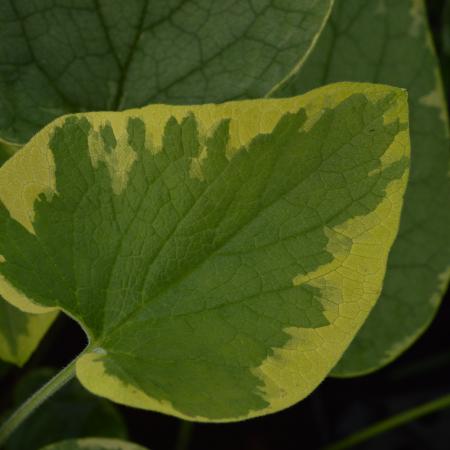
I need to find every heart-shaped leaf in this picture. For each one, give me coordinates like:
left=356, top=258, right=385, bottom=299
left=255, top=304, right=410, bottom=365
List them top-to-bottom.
left=0, top=0, right=333, bottom=145
left=276, top=0, right=450, bottom=376
left=0, top=83, right=409, bottom=421
left=39, top=438, right=148, bottom=450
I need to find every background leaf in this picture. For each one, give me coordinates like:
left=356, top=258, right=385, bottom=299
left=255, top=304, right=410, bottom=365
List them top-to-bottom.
left=0, top=0, right=333, bottom=145
left=275, top=0, right=450, bottom=376
left=0, top=83, right=409, bottom=421
left=0, top=299, right=56, bottom=366
left=4, top=368, right=127, bottom=450
left=39, top=438, right=148, bottom=450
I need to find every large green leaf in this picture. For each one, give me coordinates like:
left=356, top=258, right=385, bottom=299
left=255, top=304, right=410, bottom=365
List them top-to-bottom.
left=0, top=0, right=334, bottom=145
left=276, top=0, right=450, bottom=376
left=0, top=83, right=409, bottom=421
left=0, top=298, right=56, bottom=366
left=5, top=368, right=127, bottom=450
left=40, top=438, right=148, bottom=450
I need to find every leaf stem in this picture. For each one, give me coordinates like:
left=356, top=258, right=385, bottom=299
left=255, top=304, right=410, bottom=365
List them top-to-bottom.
left=0, top=356, right=78, bottom=446
left=323, top=392, right=450, bottom=450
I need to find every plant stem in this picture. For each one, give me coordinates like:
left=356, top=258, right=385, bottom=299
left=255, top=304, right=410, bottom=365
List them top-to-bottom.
left=0, top=356, right=78, bottom=446
left=323, top=392, right=450, bottom=450
left=175, top=420, right=194, bottom=450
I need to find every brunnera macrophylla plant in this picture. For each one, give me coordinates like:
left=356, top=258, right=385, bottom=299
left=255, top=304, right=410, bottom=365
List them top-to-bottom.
left=0, top=0, right=449, bottom=448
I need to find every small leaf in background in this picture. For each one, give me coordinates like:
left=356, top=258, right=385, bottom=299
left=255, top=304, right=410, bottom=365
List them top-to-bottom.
left=0, top=0, right=333, bottom=145
left=276, top=0, right=450, bottom=376
left=0, top=83, right=409, bottom=421
left=0, top=297, right=56, bottom=366
left=5, top=368, right=127, bottom=450
left=39, top=438, right=148, bottom=450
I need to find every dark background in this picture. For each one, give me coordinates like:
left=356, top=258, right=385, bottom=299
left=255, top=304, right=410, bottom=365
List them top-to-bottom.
left=1, top=1, right=450, bottom=449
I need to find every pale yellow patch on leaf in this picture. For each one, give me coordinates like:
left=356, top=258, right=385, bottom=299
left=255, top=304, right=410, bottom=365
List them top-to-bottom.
left=87, top=116, right=138, bottom=195
left=0, top=124, right=56, bottom=234
left=189, top=146, right=208, bottom=181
